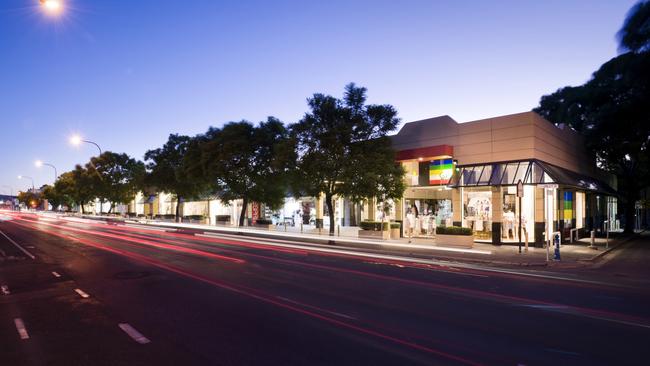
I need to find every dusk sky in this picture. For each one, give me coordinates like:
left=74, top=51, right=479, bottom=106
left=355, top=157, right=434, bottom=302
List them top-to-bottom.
left=0, top=0, right=638, bottom=192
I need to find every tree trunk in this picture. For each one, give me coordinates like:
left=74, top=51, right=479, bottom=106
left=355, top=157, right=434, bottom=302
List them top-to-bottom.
left=325, top=193, right=335, bottom=235
left=624, top=194, right=638, bottom=234
left=175, top=196, right=182, bottom=223
left=239, top=196, right=248, bottom=227
left=99, top=199, right=104, bottom=215
left=80, top=202, right=85, bottom=214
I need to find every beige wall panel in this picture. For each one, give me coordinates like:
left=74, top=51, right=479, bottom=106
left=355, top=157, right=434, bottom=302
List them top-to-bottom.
left=458, top=120, right=492, bottom=133
left=492, top=124, right=535, bottom=141
left=458, top=131, right=493, bottom=145
left=492, top=137, right=535, bottom=152
left=455, top=141, right=492, bottom=156
left=490, top=149, right=536, bottom=163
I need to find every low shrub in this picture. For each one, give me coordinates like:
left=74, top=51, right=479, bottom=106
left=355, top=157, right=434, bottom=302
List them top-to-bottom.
left=183, top=215, right=206, bottom=221
left=215, top=215, right=230, bottom=222
left=255, top=218, right=273, bottom=225
left=359, top=221, right=389, bottom=231
left=390, top=222, right=401, bottom=229
left=436, top=226, right=473, bottom=236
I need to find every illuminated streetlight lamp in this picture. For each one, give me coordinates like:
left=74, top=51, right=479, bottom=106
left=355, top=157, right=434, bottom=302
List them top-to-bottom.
left=39, top=0, right=63, bottom=16
left=69, top=134, right=102, bottom=155
left=35, top=160, right=58, bottom=182
left=18, top=175, right=35, bottom=191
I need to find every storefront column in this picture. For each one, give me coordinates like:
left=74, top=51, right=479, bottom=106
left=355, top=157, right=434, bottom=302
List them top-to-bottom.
left=491, top=187, right=502, bottom=245
left=534, top=187, right=545, bottom=247
left=452, top=188, right=461, bottom=227
left=315, top=193, right=324, bottom=228
left=367, top=197, right=376, bottom=222
left=395, top=198, right=403, bottom=237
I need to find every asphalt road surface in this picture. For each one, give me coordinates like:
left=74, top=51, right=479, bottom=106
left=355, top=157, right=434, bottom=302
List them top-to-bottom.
left=1, top=211, right=649, bottom=366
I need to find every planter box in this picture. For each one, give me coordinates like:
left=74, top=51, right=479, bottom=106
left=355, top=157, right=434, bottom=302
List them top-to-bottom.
left=254, top=224, right=275, bottom=230
left=390, top=228, right=401, bottom=239
left=358, top=230, right=390, bottom=240
left=435, top=234, right=474, bottom=248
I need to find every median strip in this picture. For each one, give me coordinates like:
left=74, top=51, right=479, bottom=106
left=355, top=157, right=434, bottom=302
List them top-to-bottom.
left=0, top=229, right=36, bottom=259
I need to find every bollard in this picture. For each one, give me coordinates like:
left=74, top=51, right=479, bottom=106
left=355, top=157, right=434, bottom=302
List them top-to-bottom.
left=284, top=222, right=287, bottom=232
left=300, top=222, right=303, bottom=234
left=337, top=225, right=340, bottom=237
left=589, top=230, right=596, bottom=249
left=553, top=233, right=561, bottom=261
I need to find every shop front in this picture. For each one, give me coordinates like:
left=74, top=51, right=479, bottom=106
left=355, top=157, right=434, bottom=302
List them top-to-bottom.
left=450, top=159, right=617, bottom=246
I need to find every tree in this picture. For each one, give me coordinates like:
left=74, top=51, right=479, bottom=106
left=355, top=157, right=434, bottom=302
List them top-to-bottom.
left=618, top=0, right=650, bottom=53
left=535, top=5, right=650, bottom=233
left=291, top=83, right=405, bottom=235
left=196, top=117, right=294, bottom=226
left=145, top=134, right=207, bottom=222
left=86, top=152, right=145, bottom=214
left=63, top=166, right=95, bottom=214
left=41, top=184, right=72, bottom=211
left=17, top=190, right=41, bottom=209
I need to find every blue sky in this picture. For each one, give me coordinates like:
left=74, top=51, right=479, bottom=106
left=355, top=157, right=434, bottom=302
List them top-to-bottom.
left=0, top=0, right=638, bottom=192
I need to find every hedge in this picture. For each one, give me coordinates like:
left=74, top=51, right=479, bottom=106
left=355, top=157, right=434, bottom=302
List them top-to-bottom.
left=183, top=215, right=206, bottom=221
left=215, top=215, right=231, bottom=222
left=255, top=218, right=273, bottom=225
left=359, top=221, right=389, bottom=231
left=390, top=222, right=401, bottom=229
left=436, top=226, right=473, bottom=236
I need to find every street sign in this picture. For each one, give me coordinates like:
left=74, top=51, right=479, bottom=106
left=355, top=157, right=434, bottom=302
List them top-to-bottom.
left=516, top=180, right=523, bottom=198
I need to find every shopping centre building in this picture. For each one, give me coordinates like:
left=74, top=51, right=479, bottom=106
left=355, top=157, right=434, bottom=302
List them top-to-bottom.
left=126, top=111, right=618, bottom=246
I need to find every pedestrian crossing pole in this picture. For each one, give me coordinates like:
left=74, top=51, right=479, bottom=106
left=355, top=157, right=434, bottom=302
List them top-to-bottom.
left=517, top=180, right=523, bottom=254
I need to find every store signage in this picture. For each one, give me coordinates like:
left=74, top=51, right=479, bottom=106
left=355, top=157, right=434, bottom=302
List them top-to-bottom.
left=429, top=159, right=453, bottom=185
left=251, top=202, right=259, bottom=225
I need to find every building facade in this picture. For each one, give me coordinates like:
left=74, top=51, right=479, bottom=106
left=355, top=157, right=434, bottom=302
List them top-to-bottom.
left=127, top=111, right=617, bottom=246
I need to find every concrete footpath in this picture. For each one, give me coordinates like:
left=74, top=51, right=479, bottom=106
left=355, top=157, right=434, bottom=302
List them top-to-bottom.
left=38, top=212, right=638, bottom=269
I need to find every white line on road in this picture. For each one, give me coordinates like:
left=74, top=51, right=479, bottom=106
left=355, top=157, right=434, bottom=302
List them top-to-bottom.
left=0, top=229, right=36, bottom=260
left=52, top=271, right=62, bottom=278
left=1, top=285, right=10, bottom=295
left=74, top=288, right=90, bottom=298
left=276, top=296, right=357, bottom=320
left=14, top=318, right=29, bottom=340
left=118, top=323, right=150, bottom=344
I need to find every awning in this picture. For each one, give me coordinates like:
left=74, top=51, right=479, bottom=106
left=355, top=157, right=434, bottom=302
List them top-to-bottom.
left=448, top=159, right=617, bottom=195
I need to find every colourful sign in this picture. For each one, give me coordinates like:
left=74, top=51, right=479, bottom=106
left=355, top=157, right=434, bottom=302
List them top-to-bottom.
left=429, top=159, right=453, bottom=185
left=563, top=191, right=573, bottom=220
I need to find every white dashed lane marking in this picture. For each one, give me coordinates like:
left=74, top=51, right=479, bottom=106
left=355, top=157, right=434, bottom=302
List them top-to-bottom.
left=52, top=271, right=61, bottom=278
left=1, top=285, right=10, bottom=295
left=74, top=289, right=90, bottom=298
left=14, top=318, right=29, bottom=340
left=118, top=323, right=150, bottom=344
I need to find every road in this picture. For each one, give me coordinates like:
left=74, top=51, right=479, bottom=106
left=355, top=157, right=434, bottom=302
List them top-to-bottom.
left=1, top=211, right=649, bottom=365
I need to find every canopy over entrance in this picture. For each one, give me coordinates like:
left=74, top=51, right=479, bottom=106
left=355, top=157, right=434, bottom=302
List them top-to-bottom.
left=449, top=159, right=617, bottom=195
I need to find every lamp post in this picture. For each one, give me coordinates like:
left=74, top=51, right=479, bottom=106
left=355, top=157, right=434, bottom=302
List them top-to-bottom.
left=69, top=135, right=102, bottom=155
left=35, top=160, right=58, bottom=182
left=18, top=175, right=35, bottom=191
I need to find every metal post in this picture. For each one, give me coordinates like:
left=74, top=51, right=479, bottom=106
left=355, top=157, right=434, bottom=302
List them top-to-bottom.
left=518, top=195, right=522, bottom=254
left=300, top=222, right=303, bottom=234
left=337, top=225, right=340, bottom=237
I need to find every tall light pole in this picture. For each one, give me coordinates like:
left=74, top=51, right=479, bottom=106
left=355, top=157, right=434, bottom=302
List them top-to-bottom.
left=69, top=134, right=102, bottom=155
left=35, top=160, right=58, bottom=182
left=18, top=175, right=35, bottom=191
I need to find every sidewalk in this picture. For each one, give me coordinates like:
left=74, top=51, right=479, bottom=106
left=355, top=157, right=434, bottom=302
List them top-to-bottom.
left=51, top=212, right=635, bottom=268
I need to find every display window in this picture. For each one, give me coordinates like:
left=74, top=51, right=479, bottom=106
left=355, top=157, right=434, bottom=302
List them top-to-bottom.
left=501, top=186, right=535, bottom=243
left=461, top=187, right=492, bottom=240
left=404, top=198, right=452, bottom=238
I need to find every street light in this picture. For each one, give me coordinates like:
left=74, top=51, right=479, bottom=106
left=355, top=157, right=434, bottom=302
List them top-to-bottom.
left=39, top=0, right=63, bottom=16
left=69, top=134, right=102, bottom=155
left=35, top=160, right=58, bottom=182
left=17, top=175, right=35, bottom=191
